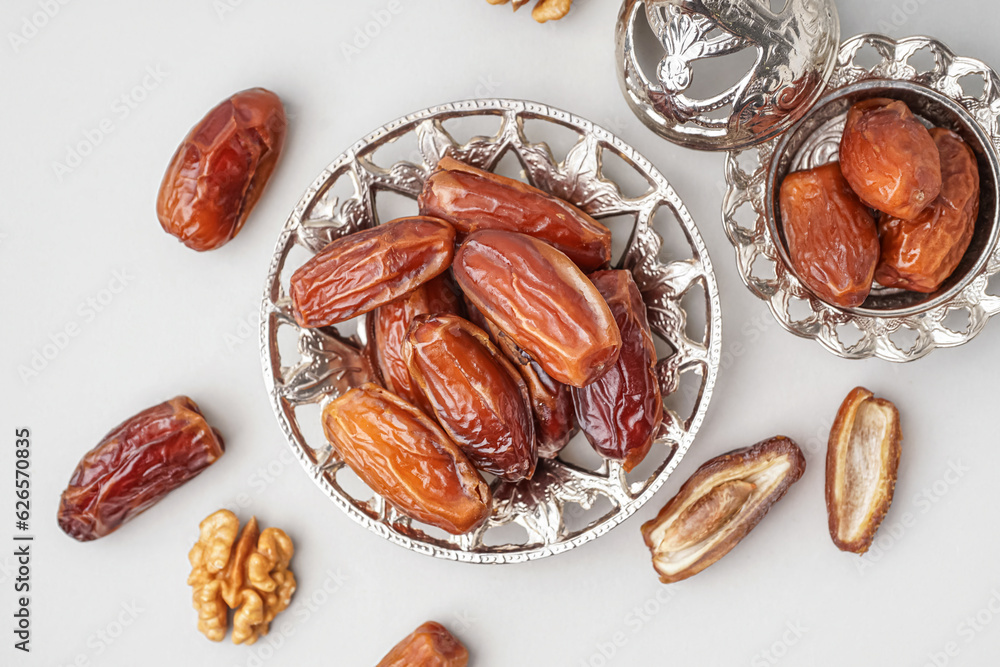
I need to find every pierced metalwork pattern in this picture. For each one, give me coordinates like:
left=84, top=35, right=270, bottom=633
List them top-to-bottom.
left=615, top=0, right=840, bottom=151
left=724, top=35, right=1000, bottom=361
left=260, top=99, right=721, bottom=562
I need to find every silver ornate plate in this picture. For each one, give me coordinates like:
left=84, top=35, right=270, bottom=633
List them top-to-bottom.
left=724, top=35, right=1000, bottom=361
left=260, top=99, right=721, bottom=562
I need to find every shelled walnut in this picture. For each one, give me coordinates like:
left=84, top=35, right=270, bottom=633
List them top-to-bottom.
left=486, top=0, right=573, bottom=23
left=187, top=510, right=296, bottom=644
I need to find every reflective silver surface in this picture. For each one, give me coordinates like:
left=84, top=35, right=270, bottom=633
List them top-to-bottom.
left=615, top=0, right=840, bottom=151
left=724, top=35, right=1000, bottom=361
left=260, top=99, right=722, bottom=562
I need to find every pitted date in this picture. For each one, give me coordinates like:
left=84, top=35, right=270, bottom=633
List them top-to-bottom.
left=157, top=88, right=286, bottom=251
left=840, top=98, right=942, bottom=219
left=876, top=128, right=980, bottom=292
left=419, top=156, right=612, bottom=272
left=780, top=163, right=879, bottom=308
left=290, top=217, right=455, bottom=328
left=454, top=230, right=621, bottom=387
left=573, top=270, right=662, bottom=472
left=367, top=275, right=463, bottom=414
left=404, top=314, right=537, bottom=482
left=321, top=384, right=491, bottom=534
left=57, top=396, right=225, bottom=542
left=642, top=436, right=805, bottom=583
left=377, top=621, right=469, bottom=667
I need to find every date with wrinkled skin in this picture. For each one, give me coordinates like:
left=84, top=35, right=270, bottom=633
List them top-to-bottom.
left=157, top=88, right=286, bottom=251
left=840, top=98, right=942, bottom=219
left=876, top=128, right=980, bottom=292
left=419, top=156, right=612, bottom=271
left=780, top=163, right=879, bottom=308
left=290, top=217, right=455, bottom=328
left=454, top=230, right=622, bottom=387
left=573, top=270, right=663, bottom=472
left=367, top=275, right=463, bottom=415
left=464, top=298, right=576, bottom=457
left=404, top=314, right=537, bottom=482
left=321, top=384, right=491, bottom=534
left=826, top=387, right=902, bottom=554
left=58, top=396, right=225, bottom=542
left=642, top=436, right=805, bottom=583
left=377, top=621, right=469, bottom=667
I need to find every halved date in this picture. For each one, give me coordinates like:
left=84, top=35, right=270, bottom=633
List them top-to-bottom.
left=157, top=88, right=286, bottom=251
left=840, top=98, right=941, bottom=219
left=876, top=128, right=980, bottom=292
left=419, top=156, right=612, bottom=271
left=780, top=163, right=879, bottom=308
left=290, top=217, right=455, bottom=328
left=453, top=230, right=621, bottom=387
left=573, top=270, right=662, bottom=472
left=367, top=275, right=463, bottom=414
left=404, top=314, right=537, bottom=482
left=321, top=384, right=491, bottom=535
left=826, top=387, right=902, bottom=554
left=58, top=396, right=225, bottom=542
left=641, top=436, right=805, bottom=583
left=377, top=621, right=469, bottom=667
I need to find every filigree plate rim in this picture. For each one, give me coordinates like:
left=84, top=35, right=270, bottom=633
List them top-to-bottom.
left=723, top=34, right=1000, bottom=361
left=260, top=98, right=722, bottom=563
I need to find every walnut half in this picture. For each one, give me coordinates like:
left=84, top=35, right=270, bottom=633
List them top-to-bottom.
left=486, top=0, right=572, bottom=22
left=187, top=510, right=296, bottom=644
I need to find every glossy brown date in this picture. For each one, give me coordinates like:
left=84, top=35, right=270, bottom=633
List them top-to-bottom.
left=157, top=88, right=286, bottom=251
left=840, top=98, right=942, bottom=219
left=875, top=128, right=980, bottom=292
left=419, top=156, right=612, bottom=271
left=780, top=163, right=879, bottom=308
left=290, top=217, right=455, bottom=328
left=453, top=230, right=622, bottom=387
left=573, top=270, right=662, bottom=472
left=367, top=275, right=463, bottom=414
left=464, top=299, right=576, bottom=457
left=404, top=314, right=537, bottom=482
left=321, top=384, right=491, bottom=535
left=826, top=387, right=902, bottom=554
left=57, top=396, right=225, bottom=542
left=642, top=436, right=805, bottom=583
left=377, top=621, right=469, bottom=667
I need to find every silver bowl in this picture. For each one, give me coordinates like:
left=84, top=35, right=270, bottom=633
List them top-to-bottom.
left=724, top=34, right=1000, bottom=361
left=259, top=99, right=721, bottom=563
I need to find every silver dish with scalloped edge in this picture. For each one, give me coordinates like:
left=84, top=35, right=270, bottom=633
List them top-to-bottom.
left=259, top=99, right=721, bottom=563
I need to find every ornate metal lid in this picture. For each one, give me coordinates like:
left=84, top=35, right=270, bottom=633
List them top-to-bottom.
left=615, top=0, right=841, bottom=151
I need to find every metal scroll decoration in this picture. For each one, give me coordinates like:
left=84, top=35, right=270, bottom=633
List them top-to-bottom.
left=616, top=0, right=840, bottom=150
left=723, top=35, right=1000, bottom=361
left=260, top=99, right=722, bottom=563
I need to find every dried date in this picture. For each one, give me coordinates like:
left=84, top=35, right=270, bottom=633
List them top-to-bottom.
left=157, top=88, right=286, bottom=251
left=840, top=98, right=942, bottom=219
left=876, top=128, right=980, bottom=292
left=419, top=156, right=612, bottom=271
left=780, top=163, right=879, bottom=308
left=290, top=217, right=455, bottom=328
left=453, top=230, right=621, bottom=387
left=573, top=270, right=662, bottom=472
left=367, top=274, right=463, bottom=414
left=404, top=314, right=537, bottom=482
left=321, top=384, right=491, bottom=534
left=826, top=387, right=902, bottom=554
left=58, top=396, right=225, bottom=542
left=642, top=436, right=805, bottom=583
left=377, top=621, right=469, bottom=667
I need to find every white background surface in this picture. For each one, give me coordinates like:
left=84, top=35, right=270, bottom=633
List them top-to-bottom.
left=2, top=0, right=1000, bottom=665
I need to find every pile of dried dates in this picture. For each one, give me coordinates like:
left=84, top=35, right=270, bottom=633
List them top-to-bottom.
left=780, top=97, right=980, bottom=307
left=294, top=156, right=667, bottom=534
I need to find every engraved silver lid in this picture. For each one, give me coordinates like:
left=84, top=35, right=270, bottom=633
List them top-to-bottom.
left=615, top=0, right=841, bottom=151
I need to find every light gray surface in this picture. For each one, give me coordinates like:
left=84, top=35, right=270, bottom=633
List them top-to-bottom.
left=1, top=1, right=998, bottom=665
